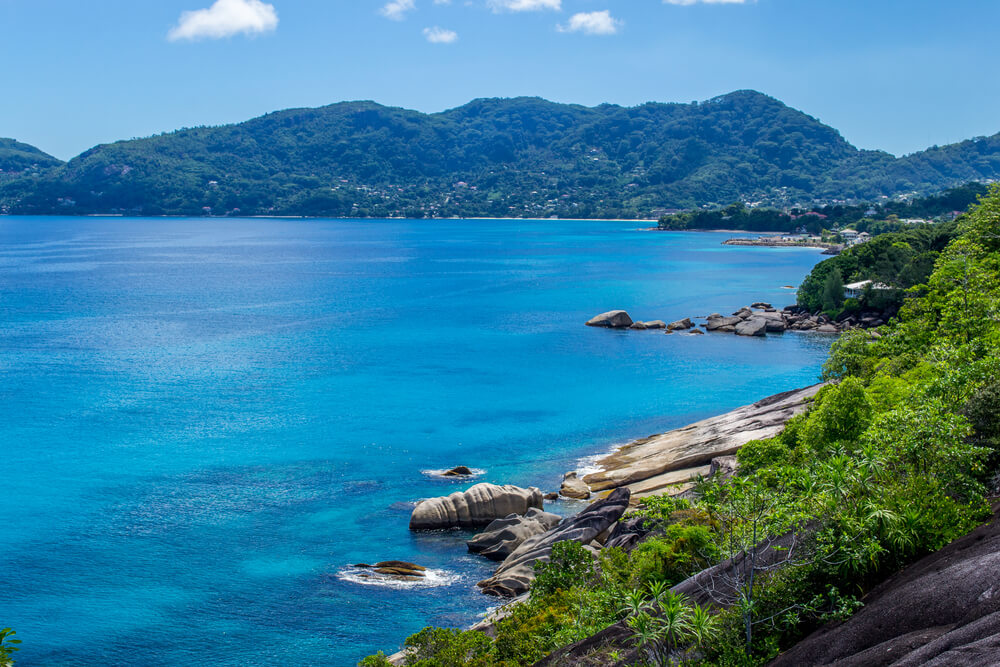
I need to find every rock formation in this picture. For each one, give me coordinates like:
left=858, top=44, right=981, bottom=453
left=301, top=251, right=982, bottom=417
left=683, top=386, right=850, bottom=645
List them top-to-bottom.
left=585, top=310, right=633, bottom=328
left=735, top=317, right=767, bottom=336
left=582, top=384, right=823, bottom=496
left=559, top=471, right=591, bottom=499
left=409, top=483, right=543, bottom=530
left=477, top=488, right=631, bottom=597
left=466, top=508, right=562, bottom=561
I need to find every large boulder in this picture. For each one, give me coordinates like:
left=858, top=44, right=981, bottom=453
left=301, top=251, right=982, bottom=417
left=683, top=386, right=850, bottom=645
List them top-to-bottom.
left=585, top=310, right=633, bottom=328
left=705, top=316, right=742, bottom=331
left=735, top=317, right=767, bottom=337
left=667, top=318, right=694, bottom=331
left=765, top=319, right=786, bottom=333
left=644, top=320, right=667, bottom=329
left=628, top=321, right=648, bottom=330
left=816, top=323, right=840, bottom=333
left=559, top=471, right=591, bottom=499
left=409, top=483, right=543, bottom=530
left=477, top=487, right=631, bottom=597
left=771, top=507, right=1000, bottom=667
left=467, top=508, right=562, bottom=561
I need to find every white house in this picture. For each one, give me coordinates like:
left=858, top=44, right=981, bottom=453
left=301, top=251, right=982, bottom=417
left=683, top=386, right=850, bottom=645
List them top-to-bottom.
left=844, top=280, right=891, bottom=299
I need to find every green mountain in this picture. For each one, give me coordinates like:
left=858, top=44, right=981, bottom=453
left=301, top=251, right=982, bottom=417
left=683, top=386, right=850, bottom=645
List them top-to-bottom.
left=3, top=91, right=1000, bottom=217
left=0, top=138, right=62, bottom=173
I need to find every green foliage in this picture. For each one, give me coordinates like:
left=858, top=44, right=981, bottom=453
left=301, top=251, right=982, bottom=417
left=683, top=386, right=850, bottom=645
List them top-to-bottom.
left=4, top=93, right=1000, bottom=217
left=821, top=268, right=845, bottom=314
left=799, top=378, right=873, bottom=456
left=736, top=438, right=791, bottom=473
left=630, top=524, right=718, bottom=587
left=531, top=540, right=598, bottom=597
left=400, top=627, right=493, bottom=667
left=0, top=628, right=20, bottom=666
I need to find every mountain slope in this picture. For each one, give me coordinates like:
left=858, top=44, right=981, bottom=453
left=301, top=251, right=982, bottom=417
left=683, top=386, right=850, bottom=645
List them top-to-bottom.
left=2, top=91, right=998, bottom=217
left=0, top=138, right=62, bottom=173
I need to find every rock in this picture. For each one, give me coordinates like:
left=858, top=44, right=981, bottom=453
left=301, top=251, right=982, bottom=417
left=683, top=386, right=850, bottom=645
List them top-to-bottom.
left=751, top=301, right=772, bottom=309
left=733, top=307, right=753, bottom=320
left=585, top=310, right=633, bottom=328
left=706, top=313, right=722, bottom=319
left=705, top=316, right=742, bottom=331
left=735, top=317, right=767, bottom=337
left=667, top=318, right=694, bottom=331
left=764, top=319, right=786, bottom=333
left=644, top=320, right=667, bottom=329
left=628, top=321, right=648, bottom=330
left=816, top=324, right=839, bottom=333
left=689, top=328, right=705, bottom=335
left=664, top=329, right=674, bottom=335
left=582, top=384, right=823, bottom=492
left=708, top=455, right=739, bottom=482
left=442, top=465, right=473, bottom=477
left=559, top=471, right=591, bottom=500
left=409, top=483, right=544, bottom=530
left=477, top=488, right=632, bottom=597
left=543, top=492, right=559, bottom=501
left=771, top=507, right=1000, bottom=667
left=467, top=508, right=562, bottom=561
left=604, top=515, right=652, bottom=552
left=356, top=561, right=428, bottom=579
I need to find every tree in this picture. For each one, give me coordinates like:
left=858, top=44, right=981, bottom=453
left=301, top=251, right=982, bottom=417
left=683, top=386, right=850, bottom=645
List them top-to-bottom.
left=821, top=268, right=845, bottom=314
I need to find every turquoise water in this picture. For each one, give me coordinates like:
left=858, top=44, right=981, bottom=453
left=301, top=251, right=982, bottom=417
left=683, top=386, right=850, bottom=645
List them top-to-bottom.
left=0, top=217, right=830, bottom=665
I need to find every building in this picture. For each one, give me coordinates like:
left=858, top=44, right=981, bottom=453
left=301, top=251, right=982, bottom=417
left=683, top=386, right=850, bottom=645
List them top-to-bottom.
left=844, top=280, right=891, bottom=299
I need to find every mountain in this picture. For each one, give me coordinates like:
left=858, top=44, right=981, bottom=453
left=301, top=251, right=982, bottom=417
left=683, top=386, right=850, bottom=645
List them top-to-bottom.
left=3, top=91, right=999, bottom=217
left=0, top=138, right=62, bottom=173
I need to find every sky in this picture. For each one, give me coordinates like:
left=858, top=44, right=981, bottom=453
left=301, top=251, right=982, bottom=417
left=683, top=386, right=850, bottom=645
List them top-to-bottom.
left=2, top=0, right=998, bottom=161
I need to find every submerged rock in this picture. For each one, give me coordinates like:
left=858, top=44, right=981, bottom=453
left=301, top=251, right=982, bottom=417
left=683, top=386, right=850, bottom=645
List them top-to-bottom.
left=585, top=310, right=633, bottom=328
left=441, top=466, right=473, bottom=477
left=559, top=471, right=591, bottom=500
left=409, top=483, right=543, bottom=530
left=478, top=488, right=631, bottom=597
left=467, top=508, right=562, bottom=561
left=355, top=561, right=428, bottom=579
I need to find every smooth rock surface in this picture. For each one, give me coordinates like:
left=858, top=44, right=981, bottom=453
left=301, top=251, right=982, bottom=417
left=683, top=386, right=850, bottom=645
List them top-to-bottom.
left=585, top=310, right=633, bottom=328
left=705, top=315, right=742, bottom=331
left=735, top=317, right=767, bottom=337
left=667, top=318, right=694, bottom=331
left=583, top=384, right=823, bottom=492
left=559, top=471, right=591, bottom=499
left=409, top=483, right=543, bottom=530
left=477, top=488, right=631, bottom=597
left=771, top=505, right=1000, bottom=667
left=467, top=508, right=562, bottom=561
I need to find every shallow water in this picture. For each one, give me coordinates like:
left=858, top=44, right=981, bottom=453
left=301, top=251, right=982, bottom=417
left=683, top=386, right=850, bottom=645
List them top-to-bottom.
left=0, top=217, right=831, bottom=665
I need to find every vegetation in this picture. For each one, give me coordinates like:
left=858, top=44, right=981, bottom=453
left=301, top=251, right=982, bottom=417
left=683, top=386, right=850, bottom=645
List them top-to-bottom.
left=2, top=92, right=999, bottom=218
left=658, top=182, right=988, bottom=233
left=362, top=184, right=1000, bottom=666
left=796, top=220, right=961, bottom=316
left=0, top=628, right=20, bottom=666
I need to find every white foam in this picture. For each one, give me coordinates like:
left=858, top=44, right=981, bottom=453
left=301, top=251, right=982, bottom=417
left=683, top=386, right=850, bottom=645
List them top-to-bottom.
left=336, top=566, right=463, bottom=590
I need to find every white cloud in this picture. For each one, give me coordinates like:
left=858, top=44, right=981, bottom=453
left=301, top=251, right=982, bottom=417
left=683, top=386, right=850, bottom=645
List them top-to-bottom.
left=168, top=0, right=278, bottom=41
left=380, top=0, right=416, bottom=21
left=488, top=0, right=561, bottom=13
left=664, top=0, right=750, bottom=5
left=557, top=10, right=621, bottom=35
left=423, top=26, right=458, bottom=43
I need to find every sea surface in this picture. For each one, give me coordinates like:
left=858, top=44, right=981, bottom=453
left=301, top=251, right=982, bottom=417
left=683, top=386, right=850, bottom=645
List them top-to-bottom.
left=0, top=217, right=831, bottom=666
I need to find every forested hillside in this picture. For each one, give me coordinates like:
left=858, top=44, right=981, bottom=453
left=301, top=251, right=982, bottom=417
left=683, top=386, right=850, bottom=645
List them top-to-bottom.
left=2, top=91, right=1000, bottom=218
left=0, top=138, right=62, bottom=174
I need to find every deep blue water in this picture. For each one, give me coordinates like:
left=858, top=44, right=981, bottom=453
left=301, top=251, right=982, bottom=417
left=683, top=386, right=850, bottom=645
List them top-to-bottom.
left=0, top=217, right=831, bottom=666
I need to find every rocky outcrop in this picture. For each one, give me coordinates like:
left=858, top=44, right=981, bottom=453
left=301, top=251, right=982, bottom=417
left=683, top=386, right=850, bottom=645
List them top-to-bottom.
left=585, top=310, right=633, bottom=328
left=705, top=315, right=741, bottom=331
left=735, top=317, right=767, bottom=337
left=667, top=318, right=694, bottom=331
left=644, top=320, right=667, bottom=329
left=582, top=384, right=823, bottom=494
left=442, top=465, right=473, bottom=477
left=559, top=471, right=591, bottom=499
left=409, top=483, right=543, bottom=530
left=477, top=488, right=631, bottom=597
left=771, top=505, right=1000, bottom=667
left=466, top=508, right=562, bottom=561
left=354, top=561, right=428, bottom=580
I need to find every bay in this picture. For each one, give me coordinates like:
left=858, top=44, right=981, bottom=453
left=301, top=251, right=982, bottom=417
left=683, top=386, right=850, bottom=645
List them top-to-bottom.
left=0, top=217, right=830, bottom=665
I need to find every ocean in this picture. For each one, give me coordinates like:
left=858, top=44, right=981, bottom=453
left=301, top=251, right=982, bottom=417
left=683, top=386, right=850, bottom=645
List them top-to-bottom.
left=0, top=217, right=831, bottom=665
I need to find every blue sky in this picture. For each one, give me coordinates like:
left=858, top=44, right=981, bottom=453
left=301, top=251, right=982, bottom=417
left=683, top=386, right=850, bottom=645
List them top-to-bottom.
left=2, top=0, right=998, bottom=161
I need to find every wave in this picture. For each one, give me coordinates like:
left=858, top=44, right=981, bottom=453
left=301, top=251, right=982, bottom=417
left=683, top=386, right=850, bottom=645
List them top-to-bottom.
left=336, top=565, right=463, bottom=590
